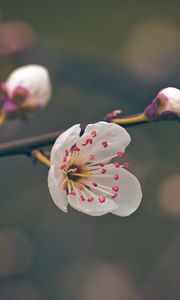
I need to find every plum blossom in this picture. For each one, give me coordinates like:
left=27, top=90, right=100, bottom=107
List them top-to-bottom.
left=0, top=64, right=52, bottom=119
left=144, top=87, right=180, bottom=120
left=48, top=122, right=142, bottom=216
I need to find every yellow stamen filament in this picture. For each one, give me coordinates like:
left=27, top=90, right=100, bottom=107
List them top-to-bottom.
left=32, top=150, right=51, bottom=167
left=72, top=172, right=90, bottom=178
left=68, top=180, right=72, bottom=193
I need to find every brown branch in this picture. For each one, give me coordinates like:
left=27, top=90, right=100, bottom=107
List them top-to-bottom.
left=0, top=130, right=63, bottom=157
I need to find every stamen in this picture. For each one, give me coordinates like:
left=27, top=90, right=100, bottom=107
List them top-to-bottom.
left=91, top=131, right=97, bottom=138
left=82, top=138, right=93, bottom=146
left=102, top=141, right=108, bottom=148
left=72, top=145, right=80, bottom=152
left=65, top=149, right=69, bottom=156
left=117, top=151, right=124, bottom=157
left=89, top=153, right=94, bottom=160
left=63, top=156, right=67, bottom=163
left=99, top=162, right=105, bottom=167
left=114, top=162, right=120, bottom=168
left=124, top=162, right=130, bottom=169
left=60, top=163, right=67, bottom=170
left=67, top=167, right=78, bottom=173
left=101, top=168, right=107, bottom=174
left=71, top=172, right=90, bottom=178
left=114, top=174, right=119, bottom=180
left=67, top=181, right=72, bottom=193
left=62, top=182, right=67, bottom=190
left=92, top=182, right=98, bottom=187
left=90, top=183, right=114, bottom=196
left=77, top=184, right=84, bottom=191
left=112, top=186, right=119, bottom=192
left=69, top=191, right=76, bottom=196
left=112, top=193, right=118, bottom=199
left=80, top=195, right=85, bottom=201
left=99, top=196, right=105, bottom=203
left=87, top=197, right=94, bottom=202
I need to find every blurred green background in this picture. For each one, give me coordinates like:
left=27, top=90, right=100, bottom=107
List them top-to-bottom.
left=0, top=0, right=180, bottom=299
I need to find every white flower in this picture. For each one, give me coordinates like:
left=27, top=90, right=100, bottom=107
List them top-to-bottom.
left=4, top=64, right=52, bottom=110
left=157, top=87, right=180, bottom=116
left=48, top=121, right=142, bottom=217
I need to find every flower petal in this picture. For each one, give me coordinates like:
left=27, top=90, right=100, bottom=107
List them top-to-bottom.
left=77, top=121, right=131, bottom=164
left=50, top=124, right=81, bottom=167
left=88, top=164, right=142, bottom=216
left=48, top=166, right=68, bottom=213
left=67, top=186, right=119, bottom=216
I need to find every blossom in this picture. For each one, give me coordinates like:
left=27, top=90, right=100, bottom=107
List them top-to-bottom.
left=0, top=64, right=52, bottom=119
left=144, top=87, right=180, bottom=120
left=48, top=122, right=142, bottom=216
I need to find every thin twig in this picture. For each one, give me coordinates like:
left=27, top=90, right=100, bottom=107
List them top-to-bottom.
left=0, top=130, right=62, bottom=157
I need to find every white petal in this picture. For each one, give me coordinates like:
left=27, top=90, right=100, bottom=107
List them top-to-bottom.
left=6, top=64, right=52, bottom=107
left=160, top=87, right=180, bottom=115
left=77, top=121, right=131, bottom=164
left=50, top=124, right=81, bottom=168
left=88, top=164, right=142, bottom=216
left=48, top=166, right=68, bottom=213
left=67, top=186, right=118, bottom=216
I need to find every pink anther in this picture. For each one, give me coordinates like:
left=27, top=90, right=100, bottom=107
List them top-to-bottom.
left=91, top=131, right=97, bottom=138
left=82, top=138, right=92, bottom=146
left=102, top=141, right=108, bottom=148
left=72, top=145, right=80, bottom=152
left=65, top=149, right=69, bottom=156
left=117, top=151, right=124, bottom=157
left=89, top=153, right=94, bottom=160
left=99, top=162, right=105, bottom=167
left=114, top=162, right=120, bottom=168
left=124, top=162, right=130, bottom=169
left=60, top=163, right=67, bottom=170
left=113, top=174, right=119, bottom=180
left=62, top=182, right=67, bottom=190
left=112, top=186, right=119, bottom=192
left=69, top=191, right=76, bottom=196
left=111, top=193, right=118, bottom=199
left=80, top=195, right=85, bottom=201
left=99, top=196, right=105, bottom=203
left=88, top=197, right=94, bottom=202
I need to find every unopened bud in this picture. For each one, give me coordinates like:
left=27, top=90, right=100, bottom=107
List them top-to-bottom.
left=144, top=87, right=180, bottom=120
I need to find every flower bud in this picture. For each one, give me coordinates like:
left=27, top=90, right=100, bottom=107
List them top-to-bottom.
left=1, top=64, right=52, bottom=119
left=144, top=87, right=180, bottom=120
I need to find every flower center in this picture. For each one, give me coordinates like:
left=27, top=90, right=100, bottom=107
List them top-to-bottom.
left=67, top=164, right=82, bottom=182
